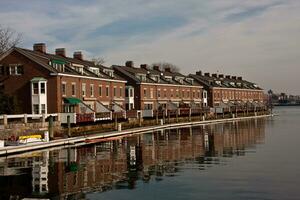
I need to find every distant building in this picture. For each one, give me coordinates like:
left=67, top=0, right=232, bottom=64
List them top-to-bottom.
left=113, top=62, right=203, bottom=111
left=189, top=71, right=264, bottom=108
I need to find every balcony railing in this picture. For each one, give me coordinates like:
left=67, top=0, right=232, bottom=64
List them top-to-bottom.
left=95, top=112, right=112, bottom=121
left=76, top=113, right=95, bottom=123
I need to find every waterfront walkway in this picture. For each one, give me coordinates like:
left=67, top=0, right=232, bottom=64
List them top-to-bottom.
left=0, top=114, right=272, bottom=156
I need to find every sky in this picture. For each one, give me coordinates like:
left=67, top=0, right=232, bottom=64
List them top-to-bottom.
left=0, top=0, right=299, bottom=94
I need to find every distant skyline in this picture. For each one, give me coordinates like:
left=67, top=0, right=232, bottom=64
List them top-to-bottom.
left=0, top=0, right=299, bottom=94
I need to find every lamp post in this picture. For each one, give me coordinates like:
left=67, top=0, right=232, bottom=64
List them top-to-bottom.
left=268, top=89, right=273, bottom=114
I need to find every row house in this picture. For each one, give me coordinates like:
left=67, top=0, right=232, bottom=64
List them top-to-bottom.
left=0, top=43, right=126, bottom=115
left=113, top=61, right=203, bottom=111
left=189, top=71, right=264, bottom=109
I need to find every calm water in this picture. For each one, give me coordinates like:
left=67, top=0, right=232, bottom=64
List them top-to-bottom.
left=0, top=107, right=300, bottom=200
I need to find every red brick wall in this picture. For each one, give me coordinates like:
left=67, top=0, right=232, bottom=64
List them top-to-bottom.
left=0, top=50, right=53, bottom=114
left=139, top=84, right=202, bottom=110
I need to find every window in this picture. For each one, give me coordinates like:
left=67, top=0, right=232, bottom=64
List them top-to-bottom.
left=7, top=64, right=24, bottom=75
left=0, top=65, right=4, bottom=75
left=16, top=65, right=24, bottom=75
left=40, top=82, right=45, bottom=94
left=62, top=82, right=66, bottom=96
left=33, top=83, right=39, bottom=94
left=72, top=83, right=76, bottom=96
left=82, top=83, right=86, bottom=97
left=90, top=84, right=94, bottom=97
left=99, top=85, right=102, bottom=96
left=106, top=86, right=109, bottom=97
left=114, top=87, right=117, bottom=97
left=120, top=87, right=123, bottom=97
left=129, top=88, right=133, bottom=97
left=144, top=88, right=147, bottom=97
left=150, top=89, right=153, bottom=98
left=157, top=89, right=161, bottom=98
left=170, top=89, right=174, bottom=98
left=176, top=90, right=179, bottom=98
left=182, top=90, right=185, bottom=98
left=193, top=91, right=195, bottom=98
left=144, top=103, right=153, bottom=110
left=33, top=104, right=39, bottom=114
left=41, top=104, right=46, bottom=114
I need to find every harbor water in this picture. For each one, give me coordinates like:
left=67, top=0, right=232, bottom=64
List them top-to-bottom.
left=0, top=107, right=299, bottom=200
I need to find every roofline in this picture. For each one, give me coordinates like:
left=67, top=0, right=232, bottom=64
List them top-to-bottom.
left=50, top=73, right=127, bottom=83
left=190, top=74, right=263, bottom=91
left=140, top=82, right=203, bottom=88
left=211, top=86, right=263, bottom=91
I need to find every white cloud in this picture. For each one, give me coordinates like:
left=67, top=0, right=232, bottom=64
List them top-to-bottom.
left=0, top=0, right=299, bottom=93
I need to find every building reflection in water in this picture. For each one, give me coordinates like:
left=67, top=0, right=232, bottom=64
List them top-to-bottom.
left=0, top=118, right=266, bottom=200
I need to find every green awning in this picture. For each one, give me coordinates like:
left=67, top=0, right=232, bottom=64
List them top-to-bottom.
left=52, top=59, right=66, bottom=64
left=63, top=97, right=81, bottom=105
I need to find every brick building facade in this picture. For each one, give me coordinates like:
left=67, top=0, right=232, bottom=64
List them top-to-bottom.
left=0, top=43, right=126, bottom=114
left=113, top=62, right=203, bottom=111
left=189, top=71, right=264, bottom=109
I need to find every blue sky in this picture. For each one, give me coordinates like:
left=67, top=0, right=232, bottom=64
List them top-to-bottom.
left=0, top=0, right=299, bottom=94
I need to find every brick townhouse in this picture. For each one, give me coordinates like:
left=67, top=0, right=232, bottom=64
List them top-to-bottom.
left=0, top=43, right=126, bottom=114
left=113, top=61, right=203, bottom=111
left=189, top=71, right=265, bottom=109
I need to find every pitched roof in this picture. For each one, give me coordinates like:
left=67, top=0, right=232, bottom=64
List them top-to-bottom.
left=3, top=47, right=125, bottom=82
left=113, top=65, right=201, bottom=87
left=190, top=73, right=263, bottom=90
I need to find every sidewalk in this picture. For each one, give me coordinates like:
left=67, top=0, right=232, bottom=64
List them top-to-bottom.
left=0, top=114, right=273, bottom=156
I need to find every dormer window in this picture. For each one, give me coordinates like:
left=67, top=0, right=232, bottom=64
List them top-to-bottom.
left=51, top=59, right=65, bottom=72
left=71, top=63, right=84, bottom=74
left=89, top=67, right=100, bottom=75
left=104, top=69, right=114, bottom=77
left=136, top=73, right=147, bottom=81
left=150, top=75, right=159, bottom=82
left=164, top=76, right=172, bottom=82
left=174, top=76, right=184, bottom=84
left=185, top=78, right=194, bottom=85
left=215, top=80, right=221, bottom=85
left=230, top=82, right=235, bottom=86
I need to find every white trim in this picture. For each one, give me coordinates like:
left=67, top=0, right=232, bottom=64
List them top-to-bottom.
left=50, top=73, right=127, bottom=83
left=140, top=82, right=203, bottom=88
left=212, top=87, right=263, bottom=92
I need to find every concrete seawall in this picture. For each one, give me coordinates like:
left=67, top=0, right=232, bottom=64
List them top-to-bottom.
left=0, top=114, right=273, bottom=156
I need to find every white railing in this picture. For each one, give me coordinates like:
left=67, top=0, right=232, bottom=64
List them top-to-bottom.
left=0, top=113, right=58, bottom=120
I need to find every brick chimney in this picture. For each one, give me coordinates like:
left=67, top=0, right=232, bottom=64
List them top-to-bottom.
left=33, top=43, right=46, bottom=53
left=55, top=48, right=66, bottom=57
left=73, top=51, right=83, bottom=60
left=125, top=61, right=134, bottom=67
left=140, top=64, right=148, bottom=70
left=153, top=65, right=160, bottom=71
left=164, top=67, right=171, bottom=72
left=196, top=71, right=202, bottom=76
left=204, top=73, right=210, bottom=77
left=212, top=73, right=217, bottom=78
left=218, top=74, right=224, bottom=78
left=225, top=75, right=231, bottom=79
left=232, top=76, right=237, bottom=80
left=237, top=76, right=243, bottom=80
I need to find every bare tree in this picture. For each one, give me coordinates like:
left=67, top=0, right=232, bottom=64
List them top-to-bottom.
left=0, top=25, right=22, bottom=54
left=91, top=57, right=105, bottom=66
left=151, top=62, right=180, bottom=72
